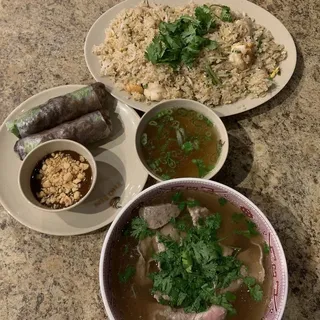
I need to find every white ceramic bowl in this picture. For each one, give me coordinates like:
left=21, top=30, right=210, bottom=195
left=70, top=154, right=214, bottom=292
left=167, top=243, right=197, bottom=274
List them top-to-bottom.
left=135, top=99, right=229, bottom=181
left=18, top=139, right=97, bottom=212
left=99, top=178, right=288, bottom=320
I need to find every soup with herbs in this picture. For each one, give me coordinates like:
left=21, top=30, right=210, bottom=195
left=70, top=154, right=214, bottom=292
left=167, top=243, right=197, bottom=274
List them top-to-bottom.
left=140, top=108, right=222, bottom=180
left=109, top=190, right=272, bottom=320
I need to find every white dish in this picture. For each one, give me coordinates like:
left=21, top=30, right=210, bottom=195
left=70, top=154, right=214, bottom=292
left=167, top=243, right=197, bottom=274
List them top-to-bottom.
left=84, top=0, right=296, bottom=117
left=0, top=85, right=148, bottom=236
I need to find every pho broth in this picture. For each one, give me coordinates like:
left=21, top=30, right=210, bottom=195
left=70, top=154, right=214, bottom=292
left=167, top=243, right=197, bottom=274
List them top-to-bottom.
left=108, top=190, right=272, bottom=320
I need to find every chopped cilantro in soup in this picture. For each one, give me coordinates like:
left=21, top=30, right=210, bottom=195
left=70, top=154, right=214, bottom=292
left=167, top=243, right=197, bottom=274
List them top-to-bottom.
left=112, top=191, right=273, bottom=320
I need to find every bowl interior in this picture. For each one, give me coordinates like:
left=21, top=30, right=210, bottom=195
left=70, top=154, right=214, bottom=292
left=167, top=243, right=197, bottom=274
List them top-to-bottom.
left=135, top=99, right=229, bottom=181
left=19, top=139, right=97, bottom=212
left=100, top=179, right=287, bottom=320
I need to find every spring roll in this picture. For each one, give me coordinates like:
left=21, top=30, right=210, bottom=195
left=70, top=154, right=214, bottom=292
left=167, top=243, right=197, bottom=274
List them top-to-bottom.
left=7, top=82, right=111, bottom=138
left=14, top=111, right=112, bottom=160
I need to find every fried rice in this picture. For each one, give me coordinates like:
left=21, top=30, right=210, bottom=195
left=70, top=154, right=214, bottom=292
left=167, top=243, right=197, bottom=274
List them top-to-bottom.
left=93, top=2, right=287, bottom=108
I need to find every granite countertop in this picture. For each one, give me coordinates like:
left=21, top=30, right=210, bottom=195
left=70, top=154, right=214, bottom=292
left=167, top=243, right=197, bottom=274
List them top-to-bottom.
left=0, top=0, right=319, bottom=319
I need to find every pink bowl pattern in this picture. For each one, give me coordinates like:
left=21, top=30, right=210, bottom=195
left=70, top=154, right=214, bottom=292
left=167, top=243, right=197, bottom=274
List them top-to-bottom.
left=99, top=178, right=288, bottom=320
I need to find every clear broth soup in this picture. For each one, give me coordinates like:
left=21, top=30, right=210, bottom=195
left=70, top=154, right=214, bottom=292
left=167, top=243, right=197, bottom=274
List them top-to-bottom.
left=140, top=108, right=222, bottom=180
left=109, top=190, right=273, bottom=320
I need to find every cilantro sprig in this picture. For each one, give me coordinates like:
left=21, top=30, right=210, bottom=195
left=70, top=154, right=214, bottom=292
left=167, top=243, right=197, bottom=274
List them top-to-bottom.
left=145, top=5, right=218, bottom=68
left=220, top=6, right=233, bottom=22
left=181, top=139, right=200, bottom=154
left=181, top=141, right=194, bottom=153
left=192, top=159, right=214, bottom=177
left=161, top=174, right=171, bottom=180
left=172, top=191, right=200, bottom=210
left=127, top=192, right=265, bottom=314
left=218, top=197, right=228, bottom=206
left=231, top=212, right=261, bottom=238
left=149, top=213, right=246, bottom=314
left=232, top=213, right=245, bottom=223
left=130, top=217, right=155, bottom=240
left=170, top=217, right=189, bottom=232
left=235, top=220, right=260, bottom=238
left=263, top=242, right=270, bottom=254
left=119, top=266, right=136, bottom=283
left=243, top=277, right=263, bottom=301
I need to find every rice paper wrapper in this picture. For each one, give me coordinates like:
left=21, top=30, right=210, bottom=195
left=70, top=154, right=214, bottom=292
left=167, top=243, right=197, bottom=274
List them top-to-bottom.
left=7, top=82, right=111, bottom=138
left=14, top=111, right=112, bottom=160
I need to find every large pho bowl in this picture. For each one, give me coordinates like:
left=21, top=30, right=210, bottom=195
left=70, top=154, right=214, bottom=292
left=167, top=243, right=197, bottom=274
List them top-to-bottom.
left=99, top=178, right=288, bottom=320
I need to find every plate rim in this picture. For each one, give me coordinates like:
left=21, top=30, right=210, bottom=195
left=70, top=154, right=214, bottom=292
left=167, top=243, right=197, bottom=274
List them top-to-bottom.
left=84, top=0, right=297, bottom=117
left=0, top=84, right=149, bottom=236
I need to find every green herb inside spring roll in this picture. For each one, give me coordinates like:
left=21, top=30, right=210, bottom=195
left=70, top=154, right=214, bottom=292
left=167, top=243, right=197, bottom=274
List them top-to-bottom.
left=7, top=82, right=111, bottom=138
left=14, top=111, right=112, bottom=160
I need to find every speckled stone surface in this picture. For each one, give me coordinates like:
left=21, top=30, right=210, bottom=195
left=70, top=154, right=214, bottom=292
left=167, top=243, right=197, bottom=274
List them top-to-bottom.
left=0, top=0, right=319, bottom=319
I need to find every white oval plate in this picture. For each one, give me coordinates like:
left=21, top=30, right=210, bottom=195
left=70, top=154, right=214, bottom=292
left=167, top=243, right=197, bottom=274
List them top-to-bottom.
left=84, top=0, right=296, bottom=116
left=0, top=85, right=148, bottom=236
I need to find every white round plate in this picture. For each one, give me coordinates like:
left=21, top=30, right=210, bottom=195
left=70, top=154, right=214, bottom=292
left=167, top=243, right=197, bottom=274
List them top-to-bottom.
left=84, top=0, right=296, bottom=117
left=0, top=85, right=148, bottom=236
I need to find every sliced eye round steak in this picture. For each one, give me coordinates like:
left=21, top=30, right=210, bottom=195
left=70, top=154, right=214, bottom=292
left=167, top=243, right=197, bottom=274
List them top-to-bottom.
left=139, top=204, right=180, bottom=229
left=187, top=205, right=211, bottom=226
left=135, top=236, right=159, bottom=286
left=237, top=238, right=265, bottom=283
left=154, top=305, right=227, bottom=320
left=195, top=305, right=227, bottom=320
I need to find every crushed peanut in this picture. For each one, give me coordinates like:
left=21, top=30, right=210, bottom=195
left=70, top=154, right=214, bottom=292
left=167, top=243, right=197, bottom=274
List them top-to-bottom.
left=32, top=151, right=92, bottom=209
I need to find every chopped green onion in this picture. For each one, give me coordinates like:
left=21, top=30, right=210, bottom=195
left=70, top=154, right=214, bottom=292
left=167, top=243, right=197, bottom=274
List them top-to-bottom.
left=205, top=64, right=221, bottom=85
